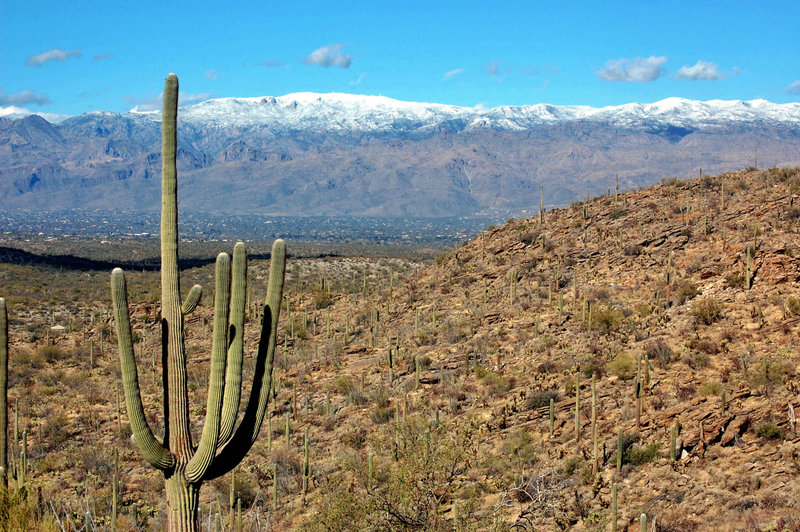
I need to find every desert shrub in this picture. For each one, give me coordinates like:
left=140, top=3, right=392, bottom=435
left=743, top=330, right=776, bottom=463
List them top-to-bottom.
left=768, top=166, right=800, bottom=182
left=700, top=175, right=717, bottom=189
left=608, top=208, right=627, bottom=220
left=520, top=231, right=539, bottom=246
left=623, top=243, right=641, bottom=256
left=724, top=271, right=744, bottom=288
left=675, top=281, right=699, bottom=305
left=313, top=288, right=333, bottom=310
left=785, top=296, right=800, bottom=317
left=690, top=297, right=723, bottom=325
left=589, top=305, right=624, bottom=334
left=532, top=335, right=556, bottom=353
left=687, top=337, right=720, bottom=355
left=646, top=339, right=674, bottom=367
left=35, top=344, right=63, bottom=362
left=683, top=350, right=710, bottom=369
left=607, top=352, right=636, bottom=380
left=417, top=355, right=433, bottom=370
left=747, top=356, right=793, bottom=393
left=536, top=359, right=560, bottom=374
left=581, top=360, right=604, bottom=378
left=475, top=367, right=511, bottom=396
left=331, top=375, right=356, bottom=395
left=698, top=380, right=721, bottom=396
left=676, top=384, right=697, bottom=400
left=369, top=386, right=393, bottom=425
left=348, top=387, right=369, bottom=406
left=526, top=389, right=560, bottom=410
left=370, top=405, right=393, bottom=425
left=41, top=411, right=70, bottom=451
left=343, top=415, right=476, bottom=531
left=755, top=422, right=786, bottom=440
left=340, top=424, right=368, bottom=450
left=502, top=428, right=537, bottom=469
left=626, top=443, right=660, bottom=465
left=562, top=456, right=583, bottom=476
left=306, top=485, right=376, bottom=531
left=0, top=490, right=58, bottom=531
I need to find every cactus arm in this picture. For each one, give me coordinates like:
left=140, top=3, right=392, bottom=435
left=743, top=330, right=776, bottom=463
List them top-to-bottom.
left=204, top=239, right=285, bottom=481
left=218, top=242, right=247, bottom=446
left=186, top=253, right=231, bottom=483
left=111, top=269, right=174, bottom=470
left=181, top=285, right=203, bottom=315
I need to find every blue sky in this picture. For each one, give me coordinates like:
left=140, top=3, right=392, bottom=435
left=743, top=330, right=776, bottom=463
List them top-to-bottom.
left=2, top=0, right=799, bottom=117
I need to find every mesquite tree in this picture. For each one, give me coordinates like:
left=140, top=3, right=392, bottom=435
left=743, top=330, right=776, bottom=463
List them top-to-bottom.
left=111, top=74, right=285, bottom=531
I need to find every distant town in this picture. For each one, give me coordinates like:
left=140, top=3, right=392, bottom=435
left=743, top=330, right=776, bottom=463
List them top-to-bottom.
left=0, top=210, right=499, bottom=246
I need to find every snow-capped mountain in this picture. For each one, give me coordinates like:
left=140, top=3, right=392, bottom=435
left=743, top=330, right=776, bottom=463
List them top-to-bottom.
left=2, top=93, right=799, bottom=218
left=124, top=93, right=800, bottom=133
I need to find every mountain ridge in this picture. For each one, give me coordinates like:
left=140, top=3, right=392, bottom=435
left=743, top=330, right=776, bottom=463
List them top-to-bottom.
left=1, top=94, right=799, bottom=218
left=7, top=94, right=800, bottom=131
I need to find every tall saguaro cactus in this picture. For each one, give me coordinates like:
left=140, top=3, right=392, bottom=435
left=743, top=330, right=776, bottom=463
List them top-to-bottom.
left=111, top=74, right=286, bottom=532
left=0, top=298, right=7, bottom=488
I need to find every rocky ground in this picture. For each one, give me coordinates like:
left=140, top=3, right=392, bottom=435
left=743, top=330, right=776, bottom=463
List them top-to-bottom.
left=1, top=168, right=799, bottom=531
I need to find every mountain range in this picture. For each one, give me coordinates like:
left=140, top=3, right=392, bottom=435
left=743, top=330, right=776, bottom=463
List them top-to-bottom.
left=1, top=94, right=799, bottom=218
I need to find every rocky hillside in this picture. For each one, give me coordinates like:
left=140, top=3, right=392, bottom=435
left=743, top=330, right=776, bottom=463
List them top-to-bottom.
left=1, top=167, right=800, bottom=530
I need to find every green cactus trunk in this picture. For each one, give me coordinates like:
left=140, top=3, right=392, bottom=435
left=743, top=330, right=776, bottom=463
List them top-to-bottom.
left=111, top=74, right=286, bottom=532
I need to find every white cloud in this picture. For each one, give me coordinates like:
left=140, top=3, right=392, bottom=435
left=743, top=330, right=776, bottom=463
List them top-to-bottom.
left=304, top=44, right=352, bottom=68
left=26, top=48, right=82, bottom=66
left=93, top=53, right=113, bottom=62
left=596, top=56, right=667, bottom=82
left=261, top=59, right=283, bottom=68
left=676, top=60, right=725, bottom=80
left=486, top=61, right=500, bottom=75
left=443, top=68, right=465, bottom=81
left=205, top=69, right=218, bottom=80
left=350, top=73, right=366, bottom=86
left=786, top=81, right=800, bottom=94
left=0, top=88, right=51, bottom=106
left=125, top=92, right=214, bottom=112
left=181, top=93, right=213, bottom=104
left=0, top=105, right=69, bottom=122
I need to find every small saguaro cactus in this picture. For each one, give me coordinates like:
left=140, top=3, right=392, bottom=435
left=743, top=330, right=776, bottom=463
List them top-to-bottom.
left=111, top=74, right=286, bottom=532
left=611, top=479, right=618, bottom=532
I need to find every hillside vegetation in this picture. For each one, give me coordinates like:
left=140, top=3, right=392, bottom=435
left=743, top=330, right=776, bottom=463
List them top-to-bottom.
left=1, top=167, right=799, bottom=531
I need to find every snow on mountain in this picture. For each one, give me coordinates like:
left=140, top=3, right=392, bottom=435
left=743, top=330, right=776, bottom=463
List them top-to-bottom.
left=8, top=93, right=800, bottom=133
left=148, top=93, right=800, bottom=134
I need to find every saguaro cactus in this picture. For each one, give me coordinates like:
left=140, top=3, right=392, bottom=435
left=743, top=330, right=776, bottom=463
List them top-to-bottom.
left=111, top=74, right=286, bottom=532
left=0, top=298, right=7, bottom=487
